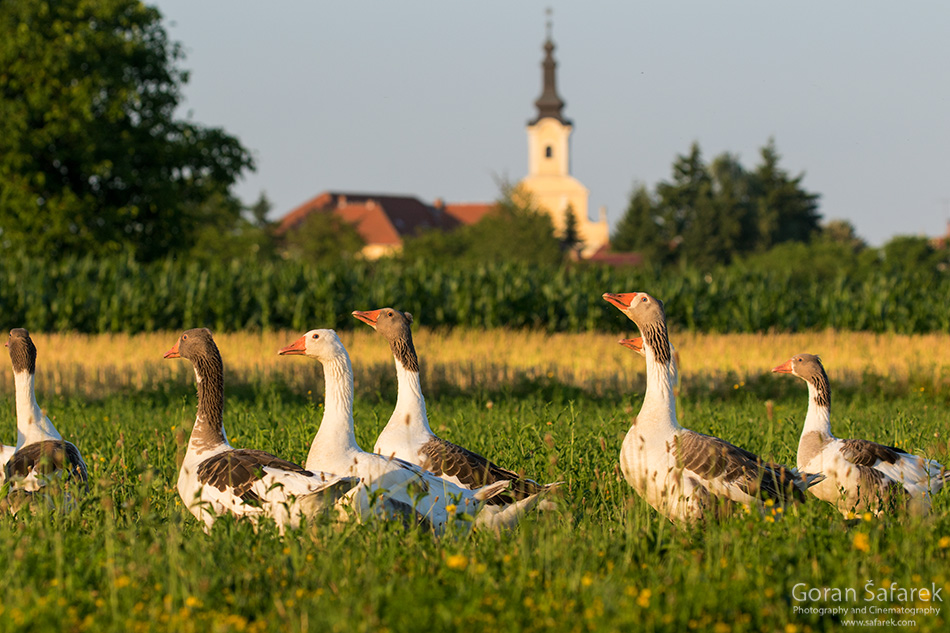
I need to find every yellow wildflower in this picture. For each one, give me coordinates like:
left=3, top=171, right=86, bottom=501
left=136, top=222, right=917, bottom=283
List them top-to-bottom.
left=853, top=532, right=870, bottom=552
left=446, top=554, right=468, bottom=570
left=637, top=588, right=651, bottom=608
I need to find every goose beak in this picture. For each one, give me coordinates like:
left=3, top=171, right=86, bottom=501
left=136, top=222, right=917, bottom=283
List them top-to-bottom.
left=603, top=292, right=638, bottom=310
left=352, top=309, right=382, bottom=329
left=278, top=336, right=308, bottom=356
left=618, top=337, right=644, bottom=353
left=163, top=339, right=181, bottom=359
left=772, top=359, right=793, bottom=374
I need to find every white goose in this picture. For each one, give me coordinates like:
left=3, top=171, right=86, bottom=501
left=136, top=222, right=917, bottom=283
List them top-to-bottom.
left=603, top=293, right=821, bottom=523
left=352, top=307, right=559, bottom=528
left=165, top=328, right=358, bottom=533
left=3, top=329, right=87, bottom=504
left=278, top=329, right=510, bottom=534
left=773, top=353, right=948, bottom=516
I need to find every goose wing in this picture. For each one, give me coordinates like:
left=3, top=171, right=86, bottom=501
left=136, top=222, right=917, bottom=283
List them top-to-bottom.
left=675, top=430, right=805, bottom=504
left=419, top=436, right=546, bottom=505
left=4, top=440, right=88, bottom=487
left=197, top=449, right=354, bottom=506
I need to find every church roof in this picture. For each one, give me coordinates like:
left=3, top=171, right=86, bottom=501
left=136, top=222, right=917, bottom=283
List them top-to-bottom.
left=530, top=36, right=570, bottom=126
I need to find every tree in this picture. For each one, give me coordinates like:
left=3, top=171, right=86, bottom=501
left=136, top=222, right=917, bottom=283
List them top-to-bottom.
left=0, top=0, right=254, bottom=261
left=613, top=139, right=823, bottom=268
left=750, top=139, right=821, bottom=248
left=655, top=143, right=743, bottom=267
left=399, top=184, right=563, bottom=267
left=611, top=184, right=669, bottom=263
left=462, top=185, right=563, bottom=267
left=189, top=192, right=279, bottom=262
left=560, top=204, right=581, bottom=256
left=281, top=212, right=365, bottom=266
left=820, top=219, right=865, bottom=252
left=879, top=235, right=949, bottom=274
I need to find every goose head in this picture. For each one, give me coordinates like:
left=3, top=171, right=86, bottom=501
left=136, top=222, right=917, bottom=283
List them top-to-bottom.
left=602, top=291, right=666, bottom=330
left=352, top=308, right=414, bottom=340
left=6, top=328, right=37, bottom=374
left=163, top=328, right=218, bottom=362
left=278, top=329, right=347, bottom=362
left=618, top=337, right=644, bottom=356
left=772, top=353, right=827, bottom=383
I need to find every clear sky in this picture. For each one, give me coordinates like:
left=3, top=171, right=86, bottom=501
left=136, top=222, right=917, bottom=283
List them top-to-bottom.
left=153, top=1, right=950, bottom=247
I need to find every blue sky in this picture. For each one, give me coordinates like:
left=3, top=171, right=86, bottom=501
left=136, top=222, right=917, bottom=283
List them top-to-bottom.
left=154, top=1, right=950, bottom=246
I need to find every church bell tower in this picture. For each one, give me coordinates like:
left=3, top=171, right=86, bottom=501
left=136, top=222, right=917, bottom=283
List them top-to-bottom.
left=519, top=16, right=608, bottom=257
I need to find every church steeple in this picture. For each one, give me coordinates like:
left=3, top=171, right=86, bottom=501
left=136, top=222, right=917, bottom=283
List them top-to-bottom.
left=530, top=14, right=570, bottom=125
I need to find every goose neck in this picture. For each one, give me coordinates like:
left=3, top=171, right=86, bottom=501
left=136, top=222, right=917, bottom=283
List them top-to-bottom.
left=639, top=343, right=680, bottom=432
left=313, top=352, right=360, bottom=454
left=189, top=353, right=227, bottom=450
left=392, top=358, right=430, bottom=431
left=14, top=370, right=61, bottom=446
left=802, top=377, right=833, bottom=438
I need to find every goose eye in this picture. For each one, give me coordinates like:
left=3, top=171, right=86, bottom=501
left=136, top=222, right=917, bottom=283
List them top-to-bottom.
left=641, top=297, right=648, bottom=302
left=387, top=311, right=393, bottom=317
left=312, top=333, right=319, bottom=339
left=182, top=334, right=188, bottom=340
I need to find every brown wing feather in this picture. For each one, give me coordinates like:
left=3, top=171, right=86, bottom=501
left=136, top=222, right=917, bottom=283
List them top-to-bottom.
left=675, top=431, right=805, bottom=503
left=419, top=437, right=545, bottom=506
left=840, top=438, right=904, bottom=466
left=4, top=440, right=88, bottom=485
left=196, top=449, right=311, bottom=505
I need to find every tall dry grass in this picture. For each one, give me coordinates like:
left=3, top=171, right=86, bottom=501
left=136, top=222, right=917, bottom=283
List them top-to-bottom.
left=1, top=329, right=948, bottom=398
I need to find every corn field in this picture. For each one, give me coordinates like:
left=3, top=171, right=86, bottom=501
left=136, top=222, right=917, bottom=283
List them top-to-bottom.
left=1, top=253, right=948, bottom=334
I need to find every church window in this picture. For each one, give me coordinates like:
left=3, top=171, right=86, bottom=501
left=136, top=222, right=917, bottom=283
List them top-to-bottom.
left=545, top=145, right=553, bottom=158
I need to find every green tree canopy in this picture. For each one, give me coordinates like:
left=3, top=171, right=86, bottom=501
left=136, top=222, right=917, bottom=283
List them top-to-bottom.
left=0, top=0, right=254, bottom=261
left=611, top=139, right=822, bottom=268
left=400, top=184, right=563, bottom=268
left=281, top=211, right=365, bottom=266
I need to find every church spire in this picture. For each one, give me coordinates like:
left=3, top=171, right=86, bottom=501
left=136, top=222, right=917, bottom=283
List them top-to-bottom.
left=530, top=10, right=570, bottom=125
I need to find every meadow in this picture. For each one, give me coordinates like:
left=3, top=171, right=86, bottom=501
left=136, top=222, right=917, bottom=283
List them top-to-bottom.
left=1, top=329, right=949, bottom=633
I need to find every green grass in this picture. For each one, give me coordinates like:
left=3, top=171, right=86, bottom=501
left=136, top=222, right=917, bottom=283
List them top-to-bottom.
left=1, top=363, right=948, bottom=633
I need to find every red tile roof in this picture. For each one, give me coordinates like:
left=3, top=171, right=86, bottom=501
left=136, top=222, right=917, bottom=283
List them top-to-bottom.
left=276, top=191, right=492, bottom=248
left=442, top=202, right=497, bottom=225
left=336, top=203, right=400, bottom=246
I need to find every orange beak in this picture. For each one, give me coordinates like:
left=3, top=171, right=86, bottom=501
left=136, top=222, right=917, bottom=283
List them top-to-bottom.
left=602, top=292, right=639, bottom=310
left=352, top=309, right=383, bottom=329
left=278, top=336, right=308, bottom=356
left=619, top=337, right=644, bottom=353
left=163, top=339, right=181, bottom=359
left=772, top=359, right=793, bottom=374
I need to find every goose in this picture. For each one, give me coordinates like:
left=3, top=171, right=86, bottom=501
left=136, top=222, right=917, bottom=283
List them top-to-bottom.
left=603, top=293, right=821, bottom=522
left=352, top=307, right=559, bottom=528
left=164, top=328, right=358, bottom=533
left=3, top=329, right=87, bottom=505
left=278, top=329, right=511, bottom=534
left=773, top=353, right=948, bottom=516
left=0, top=443, right=13, bottom=485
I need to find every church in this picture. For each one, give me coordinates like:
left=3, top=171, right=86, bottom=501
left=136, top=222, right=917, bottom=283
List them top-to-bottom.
left=277, top=28, right=611, bottom=260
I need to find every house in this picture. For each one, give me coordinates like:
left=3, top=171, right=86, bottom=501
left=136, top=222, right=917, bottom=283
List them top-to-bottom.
left=275, top=192, right=494, bottom=259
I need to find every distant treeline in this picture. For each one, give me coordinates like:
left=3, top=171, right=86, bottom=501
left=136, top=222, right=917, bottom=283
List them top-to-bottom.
left=2, top=253, right=948, bottom=334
